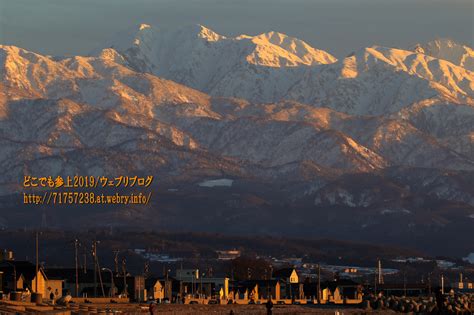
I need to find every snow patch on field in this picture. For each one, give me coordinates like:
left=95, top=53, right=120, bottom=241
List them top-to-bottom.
left=198, top=178, right=234, bottom=187
left=380, top=208, right=411, bottom=215
left=462, top=253, right=474, bottom=264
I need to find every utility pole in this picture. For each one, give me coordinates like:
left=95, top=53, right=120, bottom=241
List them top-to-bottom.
left=35, top=231, right=39, bottom=293
left=74, top=239, right=80, bottom=297
left=92, top=241, right=105, bottom=297
left=92, top=241, right=97, bottom=297
left=96, top=244, right=105, bottom=297
left=83, top=246, right=87, bottom=274
left=113, top=250, right=120, bottom=274
left=122, top=257, right=128, bottom=297
left=377, top=259, right=383, bottom=285
left=144, top=261, right=149, bottom=278
left=179, top=262, right=183, bottom=302
left=269, top=264, right=273, bottom=299
left=316, top=264, right=321, bottom=303
left=289, top=266, right=293, bottom=300
left=166, top=268, right=170, bottom=300
left=230, top=268, right=234, bottom=301
left=192, top=270, right=195, bottom=296
left=374, top=271, right=377, bottom=295
left=403, top=271, right=407, bottom=296
left=200, top=272, right=203, bottom=298
left=428, top=273, right=432, bottom=295
left=441, top=274, right=444, bottom=294
left=137, top=276, right=141, bottom=302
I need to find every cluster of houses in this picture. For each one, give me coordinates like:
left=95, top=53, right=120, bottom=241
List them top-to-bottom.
left=0, top=249, right=473, bottom=305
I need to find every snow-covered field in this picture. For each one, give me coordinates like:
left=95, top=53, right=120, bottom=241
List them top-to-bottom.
left=198, top=179, right=234, bottom=187
left=464, top=253, right=474, bottom=264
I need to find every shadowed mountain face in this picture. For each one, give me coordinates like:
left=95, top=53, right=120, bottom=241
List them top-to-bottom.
left=0, top=25, right=473, bottom=257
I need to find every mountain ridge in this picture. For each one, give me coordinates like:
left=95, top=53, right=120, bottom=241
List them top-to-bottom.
left=0, top=26, right=473, bottom=256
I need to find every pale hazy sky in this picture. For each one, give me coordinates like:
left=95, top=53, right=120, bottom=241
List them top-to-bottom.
left=0, top=0, right=472, bottom=58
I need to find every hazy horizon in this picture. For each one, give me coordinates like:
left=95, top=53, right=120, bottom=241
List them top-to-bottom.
left=0, top=0, right=472, bottom=58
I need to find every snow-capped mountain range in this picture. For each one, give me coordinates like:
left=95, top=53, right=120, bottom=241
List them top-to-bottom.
left=0, top=24, right=473, bottom=253
left=413, top=38, right=474, bottom=72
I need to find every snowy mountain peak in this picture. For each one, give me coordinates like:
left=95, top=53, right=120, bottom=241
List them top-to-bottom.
left=96, top=23, right=337, bottom=97
left=106, top=23, right=336, bottom=67
left=118, top=23, right=225, bottom=50
left=138, top=23, right=152, bottom=31
left=181, top=24, right=225, bottom=42
left=249, top=31, right=337, bottom=66
left=413, top=38, right=474, bottom=71
left=421, top=38, right=468, bottom=53
left=286, top=44, right=474, bottom=116
left=97, top=48, right=126, bottom=64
